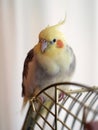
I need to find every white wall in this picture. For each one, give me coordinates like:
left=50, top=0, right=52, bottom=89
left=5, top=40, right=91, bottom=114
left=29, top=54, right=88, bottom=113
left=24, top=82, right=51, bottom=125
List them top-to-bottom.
left=0, top=0, right=98, bottom=130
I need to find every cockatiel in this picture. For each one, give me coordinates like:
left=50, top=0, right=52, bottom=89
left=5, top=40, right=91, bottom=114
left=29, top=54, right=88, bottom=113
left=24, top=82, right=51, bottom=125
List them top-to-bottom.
left=22, top=19, right=76, bottom=107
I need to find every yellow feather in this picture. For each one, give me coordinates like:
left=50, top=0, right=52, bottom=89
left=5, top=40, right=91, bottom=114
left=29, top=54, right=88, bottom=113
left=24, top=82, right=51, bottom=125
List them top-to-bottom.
left=39, top=17, right=66, bottom=43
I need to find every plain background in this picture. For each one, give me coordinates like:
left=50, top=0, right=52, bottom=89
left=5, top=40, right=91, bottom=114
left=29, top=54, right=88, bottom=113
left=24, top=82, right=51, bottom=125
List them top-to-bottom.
left=0, top=0, right=98, bottom=129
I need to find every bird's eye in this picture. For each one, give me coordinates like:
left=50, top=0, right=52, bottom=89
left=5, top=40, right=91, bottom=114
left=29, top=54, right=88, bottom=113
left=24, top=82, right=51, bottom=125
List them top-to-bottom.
left=50, top=39, right=56, bottom=44
left=53, top=39, right=56, bottom=43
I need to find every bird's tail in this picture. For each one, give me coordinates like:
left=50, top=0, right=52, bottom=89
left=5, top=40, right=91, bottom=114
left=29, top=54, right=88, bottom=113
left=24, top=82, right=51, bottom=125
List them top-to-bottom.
left=21, top=97, right=29, bottom=111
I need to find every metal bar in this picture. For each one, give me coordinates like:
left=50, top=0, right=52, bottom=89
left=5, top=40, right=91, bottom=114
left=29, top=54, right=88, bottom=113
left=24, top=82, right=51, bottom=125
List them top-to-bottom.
left=22, top=82, right=98, bottom=130
left=36, top=82, right=98, bottom=98
left=55, top=85, right=58, bottom=130
left=57, top=85, right=98, bottom=94
left=63, top=90, right=98, bottom=114
left=43, top=91, right=55, bottom=102
left=71, top=91, right=93, bottom=129
left=62, top=93, right=81, bottom=130
left=80, top=93, right=98, bottom=130
left=86, top=93, right=98, bottom=119
left=53, top=95, right=69, bottom=128
left=58, top=95, right=69, bottom=114
left=37, top=99, right=55, bottom=117
left=38, top=99, right=54, bottom=129
left=57, top=102, right=83, bottom=123
left=43, top=103, right=54, bottom=129
left=92, top=104, right=98, bottom=120
left=35, top=107, right=55, bottom=130
left=57, top=118, right=71, bottom=130
left=30, top=120, right=43, bottom=130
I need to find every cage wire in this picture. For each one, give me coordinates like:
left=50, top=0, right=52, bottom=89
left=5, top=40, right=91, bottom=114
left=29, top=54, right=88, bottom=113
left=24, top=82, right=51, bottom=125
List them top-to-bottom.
left=22, top=82, right=98, bottom=130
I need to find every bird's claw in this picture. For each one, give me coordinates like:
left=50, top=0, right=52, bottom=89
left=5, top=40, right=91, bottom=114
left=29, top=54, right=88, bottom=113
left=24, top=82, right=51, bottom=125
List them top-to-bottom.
left=59, top=92, right=65, bottom=101
left=30, top=96, right=45, bottom=111
left=30, top=97, right=36, bottom=111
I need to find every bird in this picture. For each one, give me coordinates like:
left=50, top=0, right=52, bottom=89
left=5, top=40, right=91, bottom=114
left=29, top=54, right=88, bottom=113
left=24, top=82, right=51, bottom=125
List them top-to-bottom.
left=22, top=19, right=76, bottom=108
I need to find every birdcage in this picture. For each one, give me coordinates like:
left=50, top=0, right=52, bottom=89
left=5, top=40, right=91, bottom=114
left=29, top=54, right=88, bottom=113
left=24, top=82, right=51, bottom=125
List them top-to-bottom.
left=22, top=82, right=98, bottom=130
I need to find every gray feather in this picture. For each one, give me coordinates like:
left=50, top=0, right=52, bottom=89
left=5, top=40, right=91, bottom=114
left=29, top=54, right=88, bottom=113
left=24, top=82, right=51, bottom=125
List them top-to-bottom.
left=22, top=49, right=34, bottom=96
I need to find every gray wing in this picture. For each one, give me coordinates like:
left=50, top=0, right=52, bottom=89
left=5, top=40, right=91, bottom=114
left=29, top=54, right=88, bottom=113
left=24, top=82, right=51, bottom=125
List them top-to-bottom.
left=66, top=45, right=76, bottom=76
left=22, top=49, right=34, bottom=97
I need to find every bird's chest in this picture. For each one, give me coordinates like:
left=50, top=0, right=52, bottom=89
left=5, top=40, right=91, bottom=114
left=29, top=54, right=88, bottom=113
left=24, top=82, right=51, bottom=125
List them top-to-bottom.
left=35, top=52, right=69, bottom=77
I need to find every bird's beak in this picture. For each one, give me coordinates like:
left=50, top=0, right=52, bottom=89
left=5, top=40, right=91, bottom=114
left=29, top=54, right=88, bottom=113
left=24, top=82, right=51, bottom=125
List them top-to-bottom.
left=41, top=40, right=48, bottom=52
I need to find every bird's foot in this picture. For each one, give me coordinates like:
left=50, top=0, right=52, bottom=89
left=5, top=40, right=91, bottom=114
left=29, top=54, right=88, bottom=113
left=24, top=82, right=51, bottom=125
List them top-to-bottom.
left=59, top=92, right=65, bottom=101
left=30, top=96, right=45, bottom=111
left=38, top=96, right=45, bottom=103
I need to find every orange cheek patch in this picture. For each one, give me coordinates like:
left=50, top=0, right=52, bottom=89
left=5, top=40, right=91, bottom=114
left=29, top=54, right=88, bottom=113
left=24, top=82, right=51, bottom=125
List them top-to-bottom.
left=56, top=40, right=64, bottom=48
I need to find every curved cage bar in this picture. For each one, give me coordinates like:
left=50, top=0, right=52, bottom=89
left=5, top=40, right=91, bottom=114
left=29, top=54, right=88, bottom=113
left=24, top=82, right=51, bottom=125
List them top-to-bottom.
left=22, top=82, right=98, bottom=130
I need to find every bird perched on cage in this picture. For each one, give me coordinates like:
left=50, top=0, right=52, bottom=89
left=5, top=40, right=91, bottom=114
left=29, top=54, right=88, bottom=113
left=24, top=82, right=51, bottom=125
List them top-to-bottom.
left=22, top=18, right=76, bottom=108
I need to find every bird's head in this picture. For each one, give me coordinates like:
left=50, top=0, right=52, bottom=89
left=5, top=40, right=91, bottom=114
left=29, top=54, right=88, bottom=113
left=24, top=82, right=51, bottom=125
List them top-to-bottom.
left=39, top=19, right=66, bottom=53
